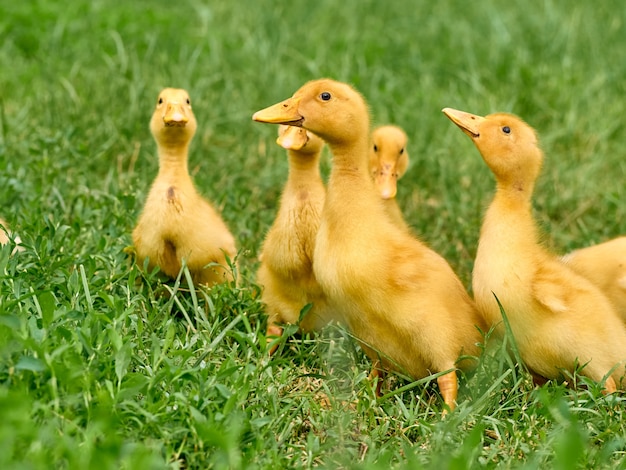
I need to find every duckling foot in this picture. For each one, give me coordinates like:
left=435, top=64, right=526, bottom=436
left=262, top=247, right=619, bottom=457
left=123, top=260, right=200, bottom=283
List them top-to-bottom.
left=266, top=325, right=283, bottom=355
left=368, top=363, right=385, bottom=397
left=437, top=370, right=458, bottom=415
left=530, top=371, right=549, bottom=387
left=603, top=376, right=617, bottom=394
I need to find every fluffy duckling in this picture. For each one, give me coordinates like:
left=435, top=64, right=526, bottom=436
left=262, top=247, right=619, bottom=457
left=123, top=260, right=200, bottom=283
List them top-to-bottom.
left=254, top=79, right=485, bottom=412
left=133, top=88, right=237, bottom=286
left=443, top=108, right=626, bottom=391
left=257, top=125, right=333, bottom=352
left=369, top=125, right=411, bottom=231
left=0, top=218, right=23, bottom=252
left=0, top=218, right=11, bottom=246
left=561, top=237, right=626, bottom=322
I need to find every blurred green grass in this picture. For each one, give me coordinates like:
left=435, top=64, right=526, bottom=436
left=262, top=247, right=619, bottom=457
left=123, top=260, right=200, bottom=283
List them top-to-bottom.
left=0, top=0, right=625, bottom=468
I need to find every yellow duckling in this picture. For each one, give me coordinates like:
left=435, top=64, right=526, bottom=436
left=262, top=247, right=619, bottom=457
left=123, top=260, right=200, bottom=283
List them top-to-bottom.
left=254, top=79, right=485, bottom=412
left=133, top=88, right=237, bottom=286
left=443, top=107, right=626, bottom=391
left=256, top=125, right=332, bottom=352
left=369, top=125, right=411, bottom=231
left=0, top=218, right=23, bottom=252
left=0, top=218, right=11, bottom=246
left=561, top=237, right=626, bottom=322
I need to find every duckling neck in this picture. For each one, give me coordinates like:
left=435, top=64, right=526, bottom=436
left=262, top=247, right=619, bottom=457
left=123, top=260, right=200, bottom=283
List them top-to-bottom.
left=325, top=140, right=379, bottom=213
left=327, top=140, right=371, bottom=184
left=157, top=144, right=190, bottom=177
left=287, top=153, right=321, bottom=180
left=495, top=179, right=535, bottom=204
left=483, top=182, right=538, bottom=246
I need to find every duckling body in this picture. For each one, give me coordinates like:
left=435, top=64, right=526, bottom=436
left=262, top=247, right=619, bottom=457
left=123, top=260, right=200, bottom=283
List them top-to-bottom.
left=254, top=80, right=485, bottom=411
left=133, top=88, right=236, bottom=286
left=443, top=108, right=626, bottom=390
left=369, top=125, right=411, bottom=231
left=257, top=126, right=332, bottom=348
left=561, top=237, right=626, bottom=322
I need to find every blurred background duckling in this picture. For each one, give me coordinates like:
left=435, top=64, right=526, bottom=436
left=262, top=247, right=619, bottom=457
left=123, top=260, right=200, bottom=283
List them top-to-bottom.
left=133, top=88, right=237, bottom=286
left=369, top=125, right=411, bottom=232
left=0, top=217, right=23, bottom=253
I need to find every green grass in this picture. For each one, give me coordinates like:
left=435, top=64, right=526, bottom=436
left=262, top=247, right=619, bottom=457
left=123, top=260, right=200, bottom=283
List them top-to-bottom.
left=1, top=0, right=626, bottom=468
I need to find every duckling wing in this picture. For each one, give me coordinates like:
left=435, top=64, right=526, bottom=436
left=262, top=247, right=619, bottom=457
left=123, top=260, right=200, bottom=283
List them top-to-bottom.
left=531, top=261, right=605, bottom=315
left=532, top=283, right=568, bottom=313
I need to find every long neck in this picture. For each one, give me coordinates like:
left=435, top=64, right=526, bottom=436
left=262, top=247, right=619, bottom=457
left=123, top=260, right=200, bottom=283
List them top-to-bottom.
left=324, top=137, right=382, bottom=229
left=327, top=138, right=373, bottom=192
left=157, top=143, right=190, bottom=177
left=286, top=152, right=321, bottom=187
left=493, top=176, right=536, bottom=215
left=483, top=179, right=538, bottom=246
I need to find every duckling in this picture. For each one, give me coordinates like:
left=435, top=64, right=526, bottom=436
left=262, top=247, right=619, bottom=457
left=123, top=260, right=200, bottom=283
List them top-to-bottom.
left=254, top=79, right=485, bottom=412
left=133, top=88, right=237, bottom=286
left=443, top=107, right=626, bottom=391
left=257, top=125, right=333, bottom=352
left=369, top=125, right=411, bottom=231
left=0, top=218, right=23, bottom=252
left=0, top=218, right=11, bottom=246
left=561, top=237, right=626, bottom=322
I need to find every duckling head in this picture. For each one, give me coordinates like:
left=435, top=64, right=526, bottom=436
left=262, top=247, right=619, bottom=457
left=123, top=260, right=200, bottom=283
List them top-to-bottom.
left=253, top=79, right=370, bottom=147
left=151, top=88, right=197, bottom=147
left=443, top=108, right=543, bottom=192
left=277, top=125, right=324, bottom=156
left=369, top=125, right=409, bottom=199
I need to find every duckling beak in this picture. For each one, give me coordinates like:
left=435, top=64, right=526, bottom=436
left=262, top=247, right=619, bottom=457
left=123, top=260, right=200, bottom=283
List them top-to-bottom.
left=253, top=97, right=304, bottom=127
left=163, top=103, right=189, bottom=127
left=442, top=108, right=484, bottom=139
left=277, top=125, right=308, bottom=150
left=375, top=167, right=398, bottom=199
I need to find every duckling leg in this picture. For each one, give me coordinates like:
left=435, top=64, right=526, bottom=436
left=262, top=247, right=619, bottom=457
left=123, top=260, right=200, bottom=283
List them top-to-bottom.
left=266, top=324, right=283, bottom=355
left=368, top=360, right=386, bottom=397
left=584, top=364, right=618, bottom=394
left=437, top=370, right=458, bottom=414
left=529, top=370, right=549, bottom=386
left=603, top=376, right=617, bottom=394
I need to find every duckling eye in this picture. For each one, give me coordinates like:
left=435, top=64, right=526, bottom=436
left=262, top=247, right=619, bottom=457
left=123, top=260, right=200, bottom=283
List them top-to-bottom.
left=320, top=92, right=332, bottom=101
left=158, top=97, right=163, bottom=105
left=186, top=98, right=191, bottom=105
left=502, top=126, right=511, bottom=134
left=373, top=144, right=378, bottom=152
left=399, top=148, right=404, bottom=155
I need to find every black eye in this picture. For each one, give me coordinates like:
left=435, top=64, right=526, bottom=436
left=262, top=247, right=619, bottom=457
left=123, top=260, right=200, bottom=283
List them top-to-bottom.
left=320, top=92, right=331, bottom=101
left=158, top=97, right=163, bottom=104
left=186, top=98, right=190, bottom=105
left=502, top=126, right=511, bottom=134
left=373, top=144, right=378, bottom=152
left=399, top=148, right=404, bottom=155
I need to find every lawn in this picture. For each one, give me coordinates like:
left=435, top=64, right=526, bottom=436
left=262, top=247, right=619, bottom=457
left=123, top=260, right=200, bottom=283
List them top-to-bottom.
left=1, top=0, right=625, bottom=468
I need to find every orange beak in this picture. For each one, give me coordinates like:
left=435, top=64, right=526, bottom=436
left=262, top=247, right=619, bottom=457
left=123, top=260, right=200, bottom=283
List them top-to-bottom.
left=253, top=97, right=304, bottom=126
left=163, top=102, right=189, bottom=127
left=442, top=108, right=485, bottom=138
left=277, top=125, right=309, bottom=151
left=375, top=166, right=398, bottom=199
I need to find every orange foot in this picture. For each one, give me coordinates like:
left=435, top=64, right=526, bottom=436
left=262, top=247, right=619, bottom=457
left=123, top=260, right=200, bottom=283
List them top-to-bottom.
left=266, top=324, right=283, bottom=355
left=368, top=362, right=386, bottom=397
left=437, top=370, right=458, bottom=415
left=603, top=376, right=617, bottom=394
